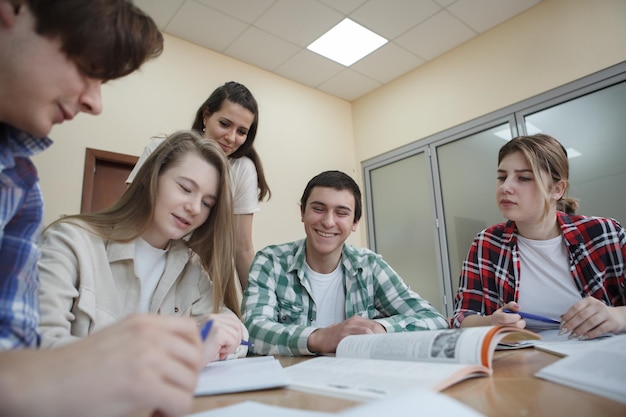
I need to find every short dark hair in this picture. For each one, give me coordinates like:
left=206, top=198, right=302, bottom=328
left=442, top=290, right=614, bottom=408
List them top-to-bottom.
left=25, top=0, right=163, bottom=80
left=300, top=170, right=362, bottom=223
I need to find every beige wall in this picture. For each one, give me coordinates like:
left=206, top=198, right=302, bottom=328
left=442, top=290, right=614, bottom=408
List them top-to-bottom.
left=33, top=0, right=626, bottom=251
left=352, top=0, right=626, bottom=162
left=32, top=34, right=360, bottom=250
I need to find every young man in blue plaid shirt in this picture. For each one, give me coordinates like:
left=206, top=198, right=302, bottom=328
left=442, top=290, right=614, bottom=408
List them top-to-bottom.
left=0, top=2, right=211, bottom=416
left=243, top=170, right=448, bottom=355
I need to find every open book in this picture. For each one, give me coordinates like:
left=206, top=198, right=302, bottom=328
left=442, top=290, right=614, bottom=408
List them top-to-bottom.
left=285, top=326, right=539, bottom=401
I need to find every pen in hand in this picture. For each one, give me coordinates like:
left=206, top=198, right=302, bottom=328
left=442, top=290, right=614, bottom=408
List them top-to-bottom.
left=502, top=309, right=560, bottom=324
left=199, top=319, right=254, bottom=347
left=200, top=319, right=214, bottom=341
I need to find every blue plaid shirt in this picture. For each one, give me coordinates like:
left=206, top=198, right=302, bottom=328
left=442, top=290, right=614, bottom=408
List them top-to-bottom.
left=0, top=124, right=52, bottom=349
left=242, top=239, right=448, bottom=356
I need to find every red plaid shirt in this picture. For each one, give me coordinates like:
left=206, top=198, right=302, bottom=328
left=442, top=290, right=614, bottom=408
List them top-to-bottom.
left=452, top=211, right=626, bottom=328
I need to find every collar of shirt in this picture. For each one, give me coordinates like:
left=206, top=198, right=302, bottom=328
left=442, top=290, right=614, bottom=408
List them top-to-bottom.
left=0, top=123, right=53, bottom=171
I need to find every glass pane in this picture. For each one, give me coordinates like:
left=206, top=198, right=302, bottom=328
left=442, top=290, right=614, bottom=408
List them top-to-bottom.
left=525, top=80, right=626, bottom=224
left=436, top=124, right=511, bottom=297
left=370, top=153, right=444, bottom=314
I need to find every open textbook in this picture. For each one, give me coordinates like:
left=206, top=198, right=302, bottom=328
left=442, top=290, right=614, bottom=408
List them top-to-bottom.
left=285, top=326, right=539, bottom=401
left=535, top=334, right=626, bottom=404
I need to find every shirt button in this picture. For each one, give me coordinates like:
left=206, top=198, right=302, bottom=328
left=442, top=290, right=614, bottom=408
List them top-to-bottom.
left=174, top=307, right=179, bottom=313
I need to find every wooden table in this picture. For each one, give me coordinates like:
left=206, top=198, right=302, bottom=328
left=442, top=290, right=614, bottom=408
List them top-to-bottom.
left=187, top=349, right=625, bottom=416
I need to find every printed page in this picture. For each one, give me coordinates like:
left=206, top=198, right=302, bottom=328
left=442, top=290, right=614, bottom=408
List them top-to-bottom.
left=336, top=327, right=495, bottom=366
left=532, top=329, right=615, bottom=357
left=535, top=334, right=626, bottom=404
left=195, top=356, right=288, bottom=396
left=285, top=356, right=487, bottom=400
left=186, top=390, right=485, bottom=417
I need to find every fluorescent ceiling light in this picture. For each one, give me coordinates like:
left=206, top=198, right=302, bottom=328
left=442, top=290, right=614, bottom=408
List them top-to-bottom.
left=307, top=18, right=387, bottom=67
left=494, top=123, right=543, bottom=141
left=494, top=125, right=582, bottom=159
left=494, top=128, right=513, bottom=140
left=565, top=147, right=582, bottom=159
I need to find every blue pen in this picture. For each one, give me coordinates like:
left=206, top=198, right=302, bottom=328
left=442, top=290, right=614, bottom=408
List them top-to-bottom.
left=503, top=309, right=560, bottom=324
left=200, top=319, right=254, bottom=347
left=200, top=319, right=214, bottom=341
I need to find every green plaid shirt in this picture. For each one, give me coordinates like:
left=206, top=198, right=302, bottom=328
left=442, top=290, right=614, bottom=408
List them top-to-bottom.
left=242, top=239, right=448, bottom=356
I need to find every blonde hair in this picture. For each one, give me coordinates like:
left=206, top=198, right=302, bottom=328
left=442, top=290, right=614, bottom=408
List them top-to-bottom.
left=48, top=130, right=240, bottom=316
left=498, top=134, right=579, bottom=220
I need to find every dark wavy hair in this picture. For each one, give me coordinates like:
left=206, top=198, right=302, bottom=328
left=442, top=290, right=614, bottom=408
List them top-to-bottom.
left=23, top=0, right=163, bottom=80
left=191, top=81, right=271, bottom=202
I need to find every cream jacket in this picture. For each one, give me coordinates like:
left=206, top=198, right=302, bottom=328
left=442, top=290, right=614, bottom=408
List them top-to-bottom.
left=38, top=220, right=246, bottom=353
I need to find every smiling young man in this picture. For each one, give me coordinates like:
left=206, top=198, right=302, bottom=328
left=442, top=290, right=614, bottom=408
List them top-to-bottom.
left=0, top=2, right=215, bottom=417
left=242, top=170, right=448, bottom=355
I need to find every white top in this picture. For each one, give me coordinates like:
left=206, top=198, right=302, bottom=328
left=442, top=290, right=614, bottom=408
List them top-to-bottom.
left=127, top=136, right=260, bottom=214
left=230, top=156, right=261, bottom=215
left=517, top=234, right=582, bottom=329
left=134, top=238, right=167, bottom=312
left=306, top=261, right=345, bottom=327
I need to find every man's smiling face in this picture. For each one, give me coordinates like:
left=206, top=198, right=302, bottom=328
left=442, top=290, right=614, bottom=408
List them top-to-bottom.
left=301, top=186, right=359, bottom=263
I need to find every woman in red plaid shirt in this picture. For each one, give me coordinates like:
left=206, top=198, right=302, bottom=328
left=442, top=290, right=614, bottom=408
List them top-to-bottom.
left=452, top=134, right=625, bottom=340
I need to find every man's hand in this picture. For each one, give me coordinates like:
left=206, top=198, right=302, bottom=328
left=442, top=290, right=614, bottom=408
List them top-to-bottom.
left=0, top=314, right=205, bottom=417
left=307, top=316, right=386, bottom=354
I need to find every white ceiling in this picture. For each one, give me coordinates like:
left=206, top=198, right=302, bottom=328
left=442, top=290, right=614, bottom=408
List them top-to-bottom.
left=134, top=0, right=541, bottom=101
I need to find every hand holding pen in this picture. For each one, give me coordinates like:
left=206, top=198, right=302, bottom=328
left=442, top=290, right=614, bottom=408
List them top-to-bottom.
left=491, top=302, right=530, bottom=329
left=502, top=309, right=560, bottom=325
left=198, top=312, right=251, bottom=362
left=201, top=319, right=252, bottom=345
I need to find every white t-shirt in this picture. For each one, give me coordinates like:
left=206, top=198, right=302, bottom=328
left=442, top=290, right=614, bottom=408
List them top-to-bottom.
left=127, top=136, right=260, bottom=214
left=230, top=156, right=260, bottom=215
left=516, top=234, right=582, bottom=330
left=134, top=238, right=167, bottom=312
left=306, top=261, right=345, bottom=327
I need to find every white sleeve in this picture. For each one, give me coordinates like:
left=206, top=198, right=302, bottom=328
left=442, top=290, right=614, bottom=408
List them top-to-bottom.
left=126, top=135, right=167, bottom=184
left=230, top=157, right=261, bottom=215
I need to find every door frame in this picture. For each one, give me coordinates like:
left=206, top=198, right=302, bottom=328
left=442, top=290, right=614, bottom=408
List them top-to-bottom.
left=81, top=148, right=138, bottom=213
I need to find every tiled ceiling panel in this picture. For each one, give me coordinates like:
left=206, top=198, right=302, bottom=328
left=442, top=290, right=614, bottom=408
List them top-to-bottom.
left=134, top=0, right=542, bottom=101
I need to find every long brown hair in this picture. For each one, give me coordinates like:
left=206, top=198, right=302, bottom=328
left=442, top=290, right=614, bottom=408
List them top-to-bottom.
left=47, top=130, right=240, bottom=316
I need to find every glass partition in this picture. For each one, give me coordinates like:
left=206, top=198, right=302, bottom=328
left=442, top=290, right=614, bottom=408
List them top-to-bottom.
left=362, top=63, right=626, bottom=319
left=522, top=80, right=626, bottom=224
left=435, top=124, right=511, bottom=297
left=369, top=152, right=444, bottom=314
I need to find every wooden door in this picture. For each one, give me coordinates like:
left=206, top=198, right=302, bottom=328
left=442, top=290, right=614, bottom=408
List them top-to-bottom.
left=81, top=148, right=138, bottom=213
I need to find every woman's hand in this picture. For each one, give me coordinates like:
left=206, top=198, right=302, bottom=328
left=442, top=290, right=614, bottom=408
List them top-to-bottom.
left=560, top=298, right=626, bottom=340
left=490, top=301, right=527, bottom=329
left=200, top=312, right=244, bottom=363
